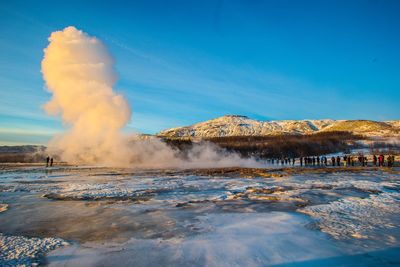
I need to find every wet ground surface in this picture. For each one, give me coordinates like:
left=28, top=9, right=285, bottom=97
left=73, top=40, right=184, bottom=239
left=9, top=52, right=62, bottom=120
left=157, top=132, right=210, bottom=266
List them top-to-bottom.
left=1, top=165, right=400, bottom=266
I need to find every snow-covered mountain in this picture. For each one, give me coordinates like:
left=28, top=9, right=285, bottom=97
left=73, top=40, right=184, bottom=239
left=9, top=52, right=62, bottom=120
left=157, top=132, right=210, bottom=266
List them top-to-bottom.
left=157, top=115, right=400, bottom=138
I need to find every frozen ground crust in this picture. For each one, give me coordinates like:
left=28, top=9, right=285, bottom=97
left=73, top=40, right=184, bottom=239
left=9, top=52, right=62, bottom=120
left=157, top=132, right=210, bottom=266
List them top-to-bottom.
left=1, top=166, right=400, bottom=266
left=42, top=182, right=151, bottom=201
left=299, top=192, right=400, bottom=240
left=0, top=234, right=68, bottom=267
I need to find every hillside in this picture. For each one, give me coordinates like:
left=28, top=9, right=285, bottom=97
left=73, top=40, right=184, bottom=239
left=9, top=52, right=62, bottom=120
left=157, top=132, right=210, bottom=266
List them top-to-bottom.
left=157, top=115, right=400, bottom=138
left=320, top=120, right=399, bottom=136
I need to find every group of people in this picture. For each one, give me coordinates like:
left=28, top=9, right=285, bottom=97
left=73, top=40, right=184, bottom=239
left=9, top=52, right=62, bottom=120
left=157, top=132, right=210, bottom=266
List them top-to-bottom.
left=266, top=154, right=397, bottom=167
left=374, top=154, right=396, bottom=167
left=46, top=156, right=54, bottom=167
left=301, top=156, right=328, bottom=166
left=267, top=158, right=296, bottom=165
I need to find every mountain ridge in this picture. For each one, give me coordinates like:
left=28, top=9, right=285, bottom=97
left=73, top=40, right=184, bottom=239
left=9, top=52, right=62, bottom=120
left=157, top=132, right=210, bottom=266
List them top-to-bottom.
left=157, top=115, right=400, bottom=138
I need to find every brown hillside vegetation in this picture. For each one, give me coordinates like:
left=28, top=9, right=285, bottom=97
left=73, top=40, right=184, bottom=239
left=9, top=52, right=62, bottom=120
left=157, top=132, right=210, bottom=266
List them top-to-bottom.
left=321, top=120, right=398, bottom=135
left=163, top=131, right=365, bottom=158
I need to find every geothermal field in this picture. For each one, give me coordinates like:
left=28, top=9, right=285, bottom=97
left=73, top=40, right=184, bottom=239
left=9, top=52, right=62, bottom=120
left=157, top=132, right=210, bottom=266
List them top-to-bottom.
left=1, top=6, right=400, bottom=266
left=1, top=164, right=400, bottom=266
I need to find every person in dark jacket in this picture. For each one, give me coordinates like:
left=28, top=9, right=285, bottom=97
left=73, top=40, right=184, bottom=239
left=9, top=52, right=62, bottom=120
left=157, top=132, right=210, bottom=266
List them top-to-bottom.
left=373, top=155, right=377, bottom=166
left=46, top=156, right=50, bottom=167
left=331, top=156, right=336, bottom=166
left=336, top=156, right=341, bottom=166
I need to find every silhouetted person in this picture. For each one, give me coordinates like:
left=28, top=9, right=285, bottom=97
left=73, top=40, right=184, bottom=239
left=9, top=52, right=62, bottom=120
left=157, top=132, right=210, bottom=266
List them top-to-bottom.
left=373, top=155, right=377, bottom=166
left=390, top=155, right=394, bottom=167
left=46, top=156, right=50, bottom=167
left=324, top=156, right=328, bottom=166
left=331, top=156, right=336, bottom=166
left=336, top=156, right=341, bottom=166
left=358, top=156, right=363, bottom=165
left=300, top=157, right=303, bottom=166
left=312, top=157, right=315, bottom=166
left=317, top=157, right=320, bottom=165
left=50, top=158, right=54, bottom=167
left=292, top=158, right=295, bottom=166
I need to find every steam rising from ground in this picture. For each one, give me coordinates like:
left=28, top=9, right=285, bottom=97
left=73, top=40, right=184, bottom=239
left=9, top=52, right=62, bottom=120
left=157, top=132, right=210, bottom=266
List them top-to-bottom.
left=42, top=26, right=259, bottom=168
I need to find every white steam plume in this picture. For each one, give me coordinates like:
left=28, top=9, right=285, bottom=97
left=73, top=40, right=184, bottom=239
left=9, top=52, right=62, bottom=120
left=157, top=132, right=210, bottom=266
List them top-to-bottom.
left=42, top=26, right=260, bottom=168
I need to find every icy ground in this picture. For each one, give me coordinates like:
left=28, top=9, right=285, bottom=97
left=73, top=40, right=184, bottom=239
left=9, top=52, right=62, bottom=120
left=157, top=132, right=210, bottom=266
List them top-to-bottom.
left=0, top=165, right=400, bottom=266
left=0, top=234, right=68, bottom=267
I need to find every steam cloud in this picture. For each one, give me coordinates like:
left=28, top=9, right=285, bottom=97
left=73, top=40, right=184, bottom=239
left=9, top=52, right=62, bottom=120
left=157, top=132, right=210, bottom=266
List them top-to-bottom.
left=42, top=26, right=259, bottom=168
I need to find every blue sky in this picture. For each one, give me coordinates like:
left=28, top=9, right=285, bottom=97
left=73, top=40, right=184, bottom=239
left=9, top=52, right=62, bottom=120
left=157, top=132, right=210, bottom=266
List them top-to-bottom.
left=1, top=0, right=400, bottom=144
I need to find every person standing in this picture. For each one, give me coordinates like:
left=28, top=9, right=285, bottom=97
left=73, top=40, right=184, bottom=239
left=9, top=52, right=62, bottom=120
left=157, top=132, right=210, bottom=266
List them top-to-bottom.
left=358, top=155, right=363, bottom=165
left=373, top=155, right=377, bottom=166
left=378, top=155, right=383, bottom=167
left=46, top=156, right=50, bottom=167
left=331, top=156, right=336, bottom=166
left=336, top=156, right=341, bottom=166
left=300, top=157, right=303, bottom=167
left=50, top=158, right=54, bottom=167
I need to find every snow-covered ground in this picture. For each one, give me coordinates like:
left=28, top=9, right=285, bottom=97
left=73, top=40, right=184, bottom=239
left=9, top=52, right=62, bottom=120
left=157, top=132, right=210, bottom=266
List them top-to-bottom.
left=1, top=165, right=400, bottom=266
left=0, top=234, right=68, bottom=267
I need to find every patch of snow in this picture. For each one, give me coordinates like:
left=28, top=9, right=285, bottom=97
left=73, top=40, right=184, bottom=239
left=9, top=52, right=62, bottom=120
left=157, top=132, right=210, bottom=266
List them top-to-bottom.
left=43, top=182, right=152, bottom=201
left=298, top=192, right=400, bottom=240
left=0, top=233, right=68, bottom=267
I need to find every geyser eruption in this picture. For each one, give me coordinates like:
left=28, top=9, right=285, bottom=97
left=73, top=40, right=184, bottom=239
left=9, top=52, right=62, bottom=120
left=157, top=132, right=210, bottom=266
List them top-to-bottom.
left=42, top=26, right=259, bottom=168
left=42, top=26, right=132, bottom=166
